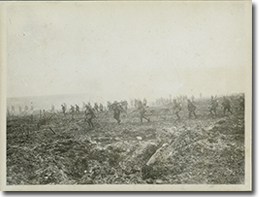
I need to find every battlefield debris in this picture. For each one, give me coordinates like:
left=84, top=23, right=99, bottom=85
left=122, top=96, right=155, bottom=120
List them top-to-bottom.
left=7, top=94, right=245, bottom=185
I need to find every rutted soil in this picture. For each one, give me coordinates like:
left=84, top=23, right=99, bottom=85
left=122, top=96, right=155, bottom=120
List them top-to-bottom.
left=7, top=99, right=244, bottom=185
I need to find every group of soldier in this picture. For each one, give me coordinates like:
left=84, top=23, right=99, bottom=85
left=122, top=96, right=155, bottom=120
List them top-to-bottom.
left=7, top=94, right=244, bottom=129
left=171, top=95, right=244, bottom=120
left=64, top=99, right=150, bottom=128
left=7, top=103, right=34, bottom=116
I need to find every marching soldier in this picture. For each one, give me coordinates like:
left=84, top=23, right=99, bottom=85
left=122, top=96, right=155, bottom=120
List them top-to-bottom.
left=209, top=96, right=218, bottom=116
left=222, top=96, right=232, bottom=115
left=173, top=99, right=182, bottom=120
left=187, top=99, right=197, bottom=119
left=138, top=100, right=150, bottom=123
left=107, top=101, right=112, bottom=111
left=112, top=101, right=122, bottom=124
left=30, top=102, right=34, bottom=122
left=94, top=103, right=99, bottom=112
left=61, top=104, right=66, bottom=116
left=75, top=104, right=80, bottom=113
left=70, top=105, right=75, bottom=120
left=85, top=105, right=96, bottom=129
left=43, top=109, right=46, bottom=120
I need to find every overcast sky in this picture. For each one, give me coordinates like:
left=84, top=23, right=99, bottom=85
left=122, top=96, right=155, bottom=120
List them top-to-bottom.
left=6, top=1, right=251, bottom=102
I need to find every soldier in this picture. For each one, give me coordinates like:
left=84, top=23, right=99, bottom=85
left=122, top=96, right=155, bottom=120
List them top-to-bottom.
left=209, top=96, right=218, bottom=116
left=222, top=96, right=232, bottom=115
left=173, top=99, right=182, bottom=120
left=187, top=99, right=197, bottom=119
left=122, top=100, right=128, bottom=111
left=138, top=100, right=150, bottom=123
left=107, top=101, right=112, bottom=111
left=112, top=101, right=122, bottom=124
left=113, top=101, right=122, bottom=123
left=30, top=102, right=34, bottom=122
left=64, top=103, right=67, bottom=112
left=94, top=103, right=99, bottom=112
left=61, top=104, right=66, bottom=116
left=75, top=104, right=80, bottom=113
left=70, top=105, right=75, bottom=120
left=85, top=105, right=96, bottom=129
left=43, top=109, right=46, bottom=120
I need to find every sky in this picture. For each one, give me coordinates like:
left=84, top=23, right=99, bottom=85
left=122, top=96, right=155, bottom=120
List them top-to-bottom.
left=6, top=1, right=251, bottom=103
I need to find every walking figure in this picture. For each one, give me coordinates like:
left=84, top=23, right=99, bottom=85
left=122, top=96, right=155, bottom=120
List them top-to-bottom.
left=209, top=96, right=218, bottom=116
left=222, top=96, right=232, bottom=115
left=173, top=99, right=182, bottom=120
left=187, top=99, right=197, bottom=119
left=112, top=101, right=122, bottom=124
left=138, top=101, right=150, bottom=123
left=94, top=103, right=99, bottom=112
left=61, top=104, right=66, bottom=116
left=75, top=104, right=80, bottom=113
left=70, top=105, right=75, bottom=120
left=85, top=105, right=96, bottom=129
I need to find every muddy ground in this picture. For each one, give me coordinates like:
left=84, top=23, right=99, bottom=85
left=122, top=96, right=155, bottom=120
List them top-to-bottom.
left=7, top=98, right=244, bottom=185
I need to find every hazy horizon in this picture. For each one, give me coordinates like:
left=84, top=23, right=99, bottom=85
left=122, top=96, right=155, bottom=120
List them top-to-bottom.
left=6, top=2, right=251, bottom=103
left=6, top=91, right=244, bottom=112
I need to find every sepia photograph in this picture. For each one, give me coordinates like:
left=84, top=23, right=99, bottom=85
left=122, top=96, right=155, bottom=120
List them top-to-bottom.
left=0, top=0, right=252, bottom=191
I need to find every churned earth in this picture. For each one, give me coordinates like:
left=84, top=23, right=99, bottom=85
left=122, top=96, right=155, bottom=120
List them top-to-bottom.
left=7, top=98, right=245, bottom=185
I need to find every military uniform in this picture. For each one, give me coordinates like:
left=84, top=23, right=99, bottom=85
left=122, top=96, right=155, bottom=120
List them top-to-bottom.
left=209, top=97, right=218, bottom=115
left=222, top=97, right=232, bottom=115
left=187, top=99, right=197, bottom=118
left=173, top=100, right=182, bottom=120
left=138, top=101, right=150, bottom=123
left=113, top=102, right=121, bottom=124
left=94, top=103, right=99, bottom=112
left=61, top=104, right=66, bottom=116
left=70, top=105, right=75, bottom=120
left=75, top=105, right=80, bottom=113
left=85, top=106, right=95, bottom=128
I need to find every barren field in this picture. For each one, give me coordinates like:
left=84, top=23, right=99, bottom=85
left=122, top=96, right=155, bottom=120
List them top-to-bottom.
left=7, top=98, right=244, bottom=185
